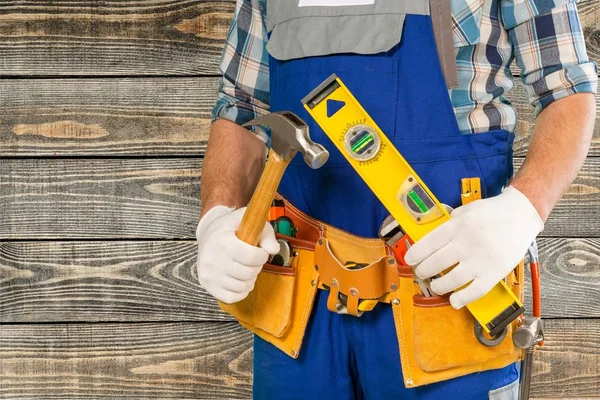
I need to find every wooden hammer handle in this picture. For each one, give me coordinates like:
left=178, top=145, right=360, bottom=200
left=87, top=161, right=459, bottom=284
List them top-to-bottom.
left=236, top=148, right=292, bottom=246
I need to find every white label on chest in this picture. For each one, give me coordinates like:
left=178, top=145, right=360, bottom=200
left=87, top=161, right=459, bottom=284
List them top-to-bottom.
left=298, top=0, right=375, bottom=7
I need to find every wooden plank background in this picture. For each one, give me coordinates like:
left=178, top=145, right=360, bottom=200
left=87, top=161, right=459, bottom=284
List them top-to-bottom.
left=0, top=0, right=598, bottom=398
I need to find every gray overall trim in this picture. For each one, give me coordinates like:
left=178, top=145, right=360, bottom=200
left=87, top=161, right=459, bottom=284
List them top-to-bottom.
left=266, top=0, right=429, bottom=61
left=267, top=0, right=429, bottom=31
left=430, top=0, right=459, bottom=88
left=267, top=14, right=407, bottom=61
left=488, top=378, right=519, bottom=400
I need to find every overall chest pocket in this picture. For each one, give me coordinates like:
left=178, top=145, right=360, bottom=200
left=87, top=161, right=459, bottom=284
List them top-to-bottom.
left=266, top=0, right=429, bottom=68
left=266, top=0, right=486, bottom=61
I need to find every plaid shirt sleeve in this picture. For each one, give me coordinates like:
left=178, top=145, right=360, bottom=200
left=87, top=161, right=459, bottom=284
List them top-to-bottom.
left=211, top=0, right=271, bottom=147
left=503, top=0, right=598, bottom=115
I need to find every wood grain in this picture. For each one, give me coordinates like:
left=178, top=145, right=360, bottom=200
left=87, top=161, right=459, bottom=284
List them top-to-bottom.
left=0, top=0, right=596, bottom=78
left=578, top=0, right=600, bottom=70
left=0, top=1, right=235, bottom=77
left=0, top=77, right=215, bottom=157
left=0, top=77, right=598, bottom=157
left=2, top=157, right=600, bottom=239
left=0, top=158, right=202, bottom=239
left=0, top=238, right=597, bottom=323
left=524, top=238, right=600, bottom=318
left=0, top=241, right=228, bottom=323
left=0, top=319, right=596, bottom=398
left=531, top=319, right=600, bottom=398
left=0, top=322, right=253, bottom=399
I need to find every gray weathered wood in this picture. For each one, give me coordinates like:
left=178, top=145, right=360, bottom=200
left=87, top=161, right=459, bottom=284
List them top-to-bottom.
left=0, top=0, right=596, bottom=78
left=577, top=0, right=599, bottom=70
left=0, top=1, right=235, bottom=77
left=0, top=1, right=596, bottom=398
left=0, top=76, right=597, bottom=157
left=0, top=78, right=215, bottom=157
left=2, top=157, right=600, bottom=239
left=0, top=158, right=202, bottom=239
left=0, top=238, right=597, bottom=323
left=524, top=238, right=600, bottom=318
left=0, top=240, right=227, bottom=323
left=0, top=319, right=596, bottom=398
left=531, top=319, right=600, bottom=398
left=0, top=322, right=253, bottom=399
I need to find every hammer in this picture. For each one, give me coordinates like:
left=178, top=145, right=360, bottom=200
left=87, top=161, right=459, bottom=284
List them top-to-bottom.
left=236, top=111, right=329, bottom=245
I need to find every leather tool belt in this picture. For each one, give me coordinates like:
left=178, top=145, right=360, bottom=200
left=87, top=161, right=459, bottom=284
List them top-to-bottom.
left=219, top=194, right=524, bottom=388
left=271, top=194, right=402, bottom=317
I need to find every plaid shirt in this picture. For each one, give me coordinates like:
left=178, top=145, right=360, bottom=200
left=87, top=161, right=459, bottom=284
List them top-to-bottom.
left=212, top=0, right=597, bottom=141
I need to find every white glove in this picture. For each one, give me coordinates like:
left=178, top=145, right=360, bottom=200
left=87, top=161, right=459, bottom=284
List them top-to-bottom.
left=404, top=186, right=544, bottom=309
left=196, top=205, right=280, bottom=304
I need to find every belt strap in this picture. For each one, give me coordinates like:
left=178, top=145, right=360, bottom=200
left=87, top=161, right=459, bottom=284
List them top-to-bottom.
left=430, top=0, right=459, bottom=89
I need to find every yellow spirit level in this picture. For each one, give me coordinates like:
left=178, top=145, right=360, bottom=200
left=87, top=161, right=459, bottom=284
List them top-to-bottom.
left=301, top=74, right=524, bottom=337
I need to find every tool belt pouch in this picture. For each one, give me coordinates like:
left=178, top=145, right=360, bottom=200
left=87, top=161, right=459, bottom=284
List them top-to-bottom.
left=219, top=193, right=391, bottom=358
left=218, top=235, right=319, bottom=359
left=314, top=236, right=398, bottom=317
left=392, top=260, right=525, bottom=388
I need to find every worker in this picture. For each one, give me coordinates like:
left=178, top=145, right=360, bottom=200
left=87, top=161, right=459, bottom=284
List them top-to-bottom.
left=196, top=0, right=597, bottom=398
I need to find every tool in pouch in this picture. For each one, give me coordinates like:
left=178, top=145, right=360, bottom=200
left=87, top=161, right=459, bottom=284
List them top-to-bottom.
left=301, top=73, right=524, bottom=338
left=268, top=199, right=299, bottom=267
left=513, top=240, right=544, bottom=400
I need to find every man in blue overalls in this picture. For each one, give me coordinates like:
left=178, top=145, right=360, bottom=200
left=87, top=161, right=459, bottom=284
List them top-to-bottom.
left=196, top=0, right=597, bottom=398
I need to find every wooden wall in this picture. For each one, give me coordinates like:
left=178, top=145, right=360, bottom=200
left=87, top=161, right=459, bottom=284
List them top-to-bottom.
left=0, top=1, right=598, bottom=398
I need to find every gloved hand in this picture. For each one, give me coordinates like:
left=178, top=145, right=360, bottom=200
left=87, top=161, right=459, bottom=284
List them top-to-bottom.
left=404, top=186, right=544, bottom=309
left=196, top=205, right=280, bottom=304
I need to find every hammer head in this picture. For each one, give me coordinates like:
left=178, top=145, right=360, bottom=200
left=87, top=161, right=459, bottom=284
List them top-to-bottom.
left=243, top=111, right=329, bottom=169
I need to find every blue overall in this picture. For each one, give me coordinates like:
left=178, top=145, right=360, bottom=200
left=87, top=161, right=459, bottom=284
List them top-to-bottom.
left=254, top=14, right=520, bottom=399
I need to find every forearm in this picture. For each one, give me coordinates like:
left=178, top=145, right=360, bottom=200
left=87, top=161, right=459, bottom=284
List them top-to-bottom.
left=510, top=93, right=596, bottom=222
left=200, top=119, right=267, bottom=218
